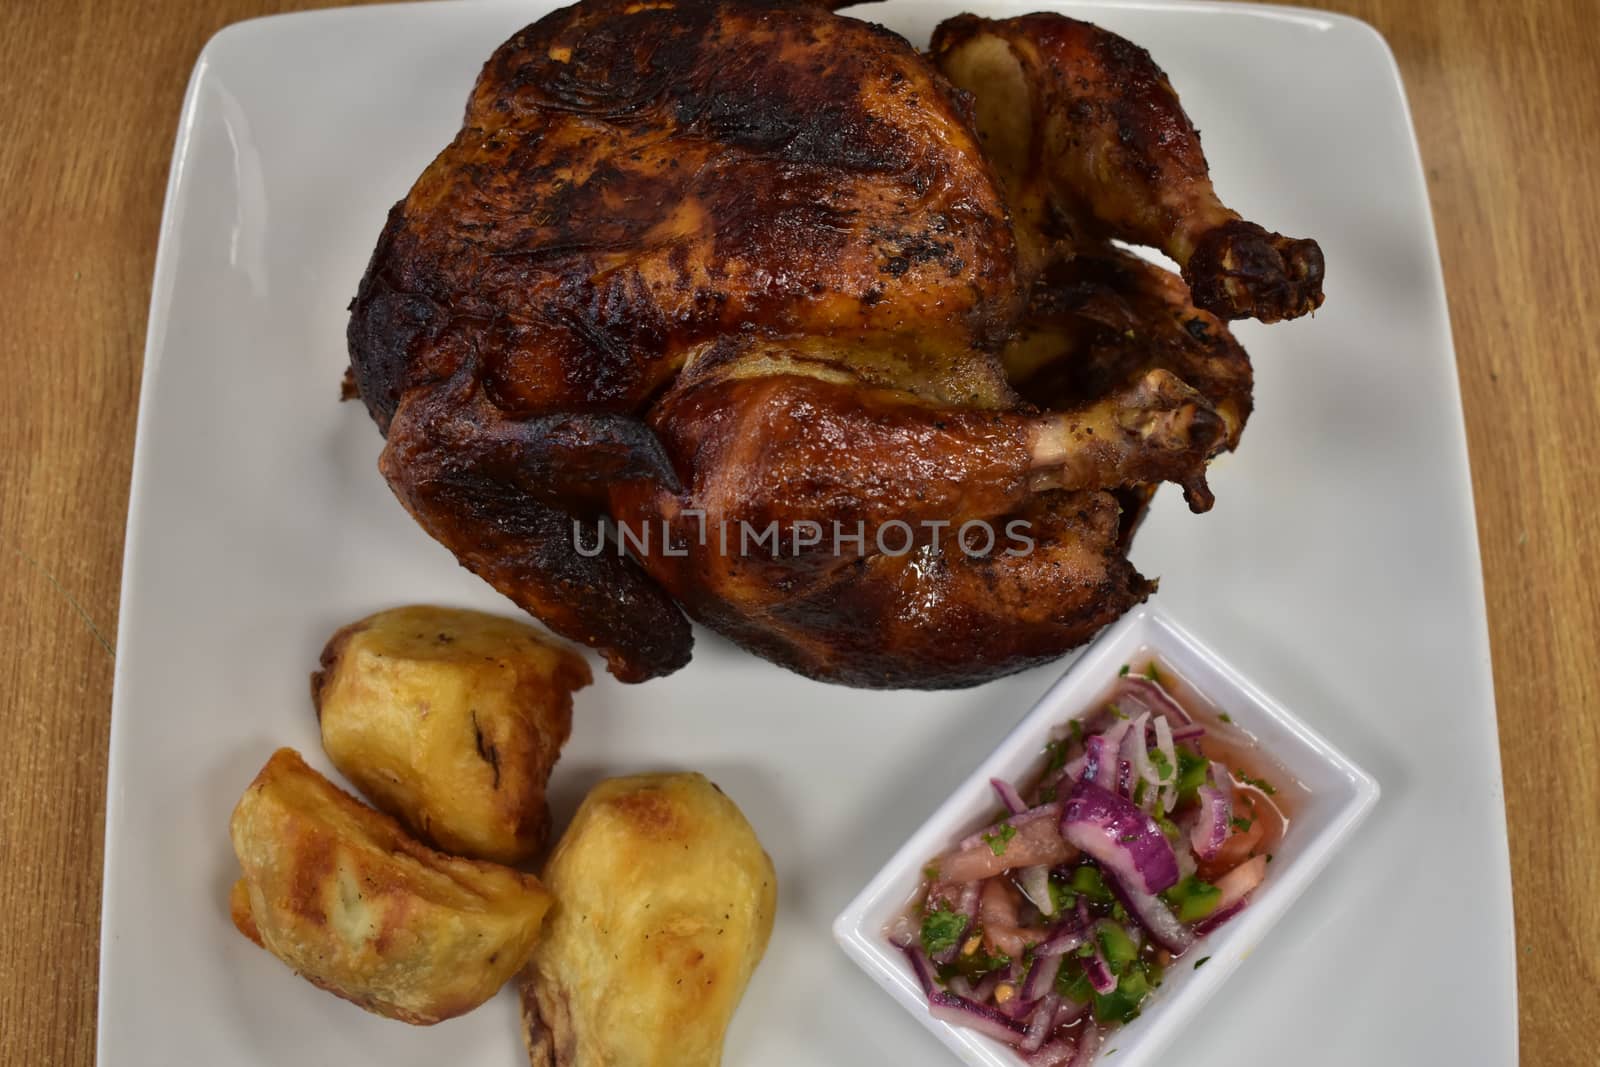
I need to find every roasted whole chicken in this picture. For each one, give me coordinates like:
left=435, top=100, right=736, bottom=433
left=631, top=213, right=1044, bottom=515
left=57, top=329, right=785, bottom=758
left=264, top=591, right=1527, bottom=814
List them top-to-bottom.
left=347, top=0, right=1324, bottom=688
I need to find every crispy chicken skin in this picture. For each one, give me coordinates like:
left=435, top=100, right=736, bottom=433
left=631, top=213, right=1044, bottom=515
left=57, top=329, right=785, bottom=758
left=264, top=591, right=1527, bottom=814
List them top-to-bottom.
left=347, top=0, right=1323, bottom=687
left=932, top=14, right=1324, bottom=323
left=312, top=605, right=591, bottom=865
left=229, top=748, right=553, bottom=1025
left=520, top=773, right=776, bottom=1067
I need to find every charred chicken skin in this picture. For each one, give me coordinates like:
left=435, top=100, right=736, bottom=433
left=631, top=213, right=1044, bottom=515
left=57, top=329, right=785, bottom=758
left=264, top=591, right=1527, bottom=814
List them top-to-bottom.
left=347, top=0, right=1323, bottom=687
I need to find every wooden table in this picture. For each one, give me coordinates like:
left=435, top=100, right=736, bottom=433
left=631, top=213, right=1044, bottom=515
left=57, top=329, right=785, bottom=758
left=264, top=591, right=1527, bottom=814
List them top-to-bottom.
left=2, top=0, right=1594, bottom=1062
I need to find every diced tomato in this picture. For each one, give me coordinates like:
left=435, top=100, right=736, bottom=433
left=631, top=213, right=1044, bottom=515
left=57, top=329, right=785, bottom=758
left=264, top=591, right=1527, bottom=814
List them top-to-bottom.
left=1198, top=815, right=1264, bottom=880
left=939, top=817, right=1078, bottom=883
left=1214, top=854, right=1268, bottom=911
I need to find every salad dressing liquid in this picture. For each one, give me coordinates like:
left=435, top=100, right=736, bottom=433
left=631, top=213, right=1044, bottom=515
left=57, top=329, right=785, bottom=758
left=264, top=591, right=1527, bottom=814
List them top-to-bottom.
left=891, top=655, right=1309, bottom=1056
left=1125, top=655, right=1304, bottom=870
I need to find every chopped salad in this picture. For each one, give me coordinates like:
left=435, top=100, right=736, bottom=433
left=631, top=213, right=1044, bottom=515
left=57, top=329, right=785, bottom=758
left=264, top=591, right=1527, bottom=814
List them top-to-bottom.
left=890, top=666, right=1287, bottom=1065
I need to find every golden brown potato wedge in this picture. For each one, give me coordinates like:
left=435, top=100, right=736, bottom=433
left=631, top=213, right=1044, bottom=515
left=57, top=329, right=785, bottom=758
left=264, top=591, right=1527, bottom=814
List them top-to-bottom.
left=312, top=605, right=591, bottom=864
left=229, top=748, right=553, bottom=1025
left=521, top=773, right=777, bottom=1067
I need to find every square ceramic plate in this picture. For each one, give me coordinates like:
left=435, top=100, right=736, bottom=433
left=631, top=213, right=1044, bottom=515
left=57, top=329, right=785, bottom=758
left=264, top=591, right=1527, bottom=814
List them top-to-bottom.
left=100, top=1, right=1515, bottom=1065
left=833, top=606, right=1381, bottom=1067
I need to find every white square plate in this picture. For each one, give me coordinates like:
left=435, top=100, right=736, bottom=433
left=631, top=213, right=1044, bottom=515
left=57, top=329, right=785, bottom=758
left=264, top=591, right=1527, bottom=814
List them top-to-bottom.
left=101, top=2, right=1515, bottom=1065
left=834, top=606, right=1381, bottom=1067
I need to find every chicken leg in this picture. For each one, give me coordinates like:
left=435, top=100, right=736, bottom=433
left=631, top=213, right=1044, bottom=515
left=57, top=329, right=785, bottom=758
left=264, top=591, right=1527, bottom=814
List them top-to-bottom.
left=933, top=13, right=1325, bottom=323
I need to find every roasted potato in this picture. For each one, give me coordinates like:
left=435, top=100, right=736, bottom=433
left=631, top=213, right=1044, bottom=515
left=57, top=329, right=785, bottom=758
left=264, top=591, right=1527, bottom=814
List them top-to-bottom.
left=311, top=605, right=591, bottom=865
left=229, top=748, right=553, bottom=1025
left=520, top=773, right=777, bottom=1067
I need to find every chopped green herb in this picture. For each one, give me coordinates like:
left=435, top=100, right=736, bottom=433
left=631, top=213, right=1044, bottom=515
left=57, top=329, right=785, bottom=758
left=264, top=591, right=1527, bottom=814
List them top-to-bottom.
left=1119, top=663, right=1131, bottom=676
left=1144, top=663, right=1160, bottom=682
left=1108, top=701, right=1128, bottom=720
left=1218, top=712, right=1233, bottom=724
left=1069, top=719, right=1085, bottom=744
left=1043, top=739, right=1068, bottom=774
left=1150, top=747, right=1174, bottom=781
left=1233, top=770, right=1278, bottom=795
left=1132, top=779, right=1149, bottom=805
left=1154, top=813, right=1182, bottom=844
left=1231, top=816, right=1254, bottom=832
left=981, top=822, right=1018, bottom=856
left=1119, top=833, right=1140, bottom=844
left=1266, top=853, right=1275, bottom=863
left=922, top=863, right=941, bottom=881
left=1111, top=901, right=1128, bottom=923
left=919, top=906, right=967, bottom=958
left=1193, top=956, right=1212, bottom=970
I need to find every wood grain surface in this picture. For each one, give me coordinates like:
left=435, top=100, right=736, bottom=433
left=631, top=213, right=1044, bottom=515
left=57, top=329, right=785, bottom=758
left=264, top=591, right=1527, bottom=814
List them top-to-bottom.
left=1, top=0, right=1594, bottom=1063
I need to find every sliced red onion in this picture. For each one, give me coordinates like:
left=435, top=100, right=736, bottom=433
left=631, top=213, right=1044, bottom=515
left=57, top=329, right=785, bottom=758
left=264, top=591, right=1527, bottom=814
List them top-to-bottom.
left=1116, top=676, right=1192, bottom=726
left=1121, top=711, right=1161, bottom=811
left=1152, top=714, right=1179, bottom=812
left=1093, top=720, right=1133, bottom=788
left=1171, top=723, right=1206, bottom=743
left=1080, top=735, right=1115, bottom=792
left=992, top=777, right=1028, bottom=816
left=1059, top=779, right=1180, bottom=895
left=1190, top=785, right=1231, bottom=861
left=1175, top=839, right=1198, bottom=881
left=1018, top=864, right=1055, bottom=917
left=1107, top=871, right=1194, bottom=955
left=1194, top=897, right=1248, bottom=936
left=1035, top=925, right=1087, bottom=958
left=901, top=945, right=938, bottom=996
left=1082, top=946, right=1117, bottom=995
left=1022, top=950, right=1064, bottom=1001
left=970, top=971, right=1003, bottom=1003
left=946, top=975, right=974, bottom=998
left=928, top=990, right=1028, bottom=1046
left=1022, top=992, right=1060, bottom=1053
left=999, top=993, right=1039, bottom=1021
left=1053, top=996, right=1088, bottom=1028
left=1066, top=1019, right=1101, bottom=1067
left=1027, top=1040, right=1077, bottom=1067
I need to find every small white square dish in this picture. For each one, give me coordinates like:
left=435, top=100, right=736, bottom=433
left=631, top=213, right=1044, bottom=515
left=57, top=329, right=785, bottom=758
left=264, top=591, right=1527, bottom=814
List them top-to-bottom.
left=833, top=606, right=1380, bottom=1067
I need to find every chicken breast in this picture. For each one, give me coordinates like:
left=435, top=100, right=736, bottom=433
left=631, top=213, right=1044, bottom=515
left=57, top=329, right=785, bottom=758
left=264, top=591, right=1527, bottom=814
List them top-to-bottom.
left=520, top=773, right=776, bottom=1066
